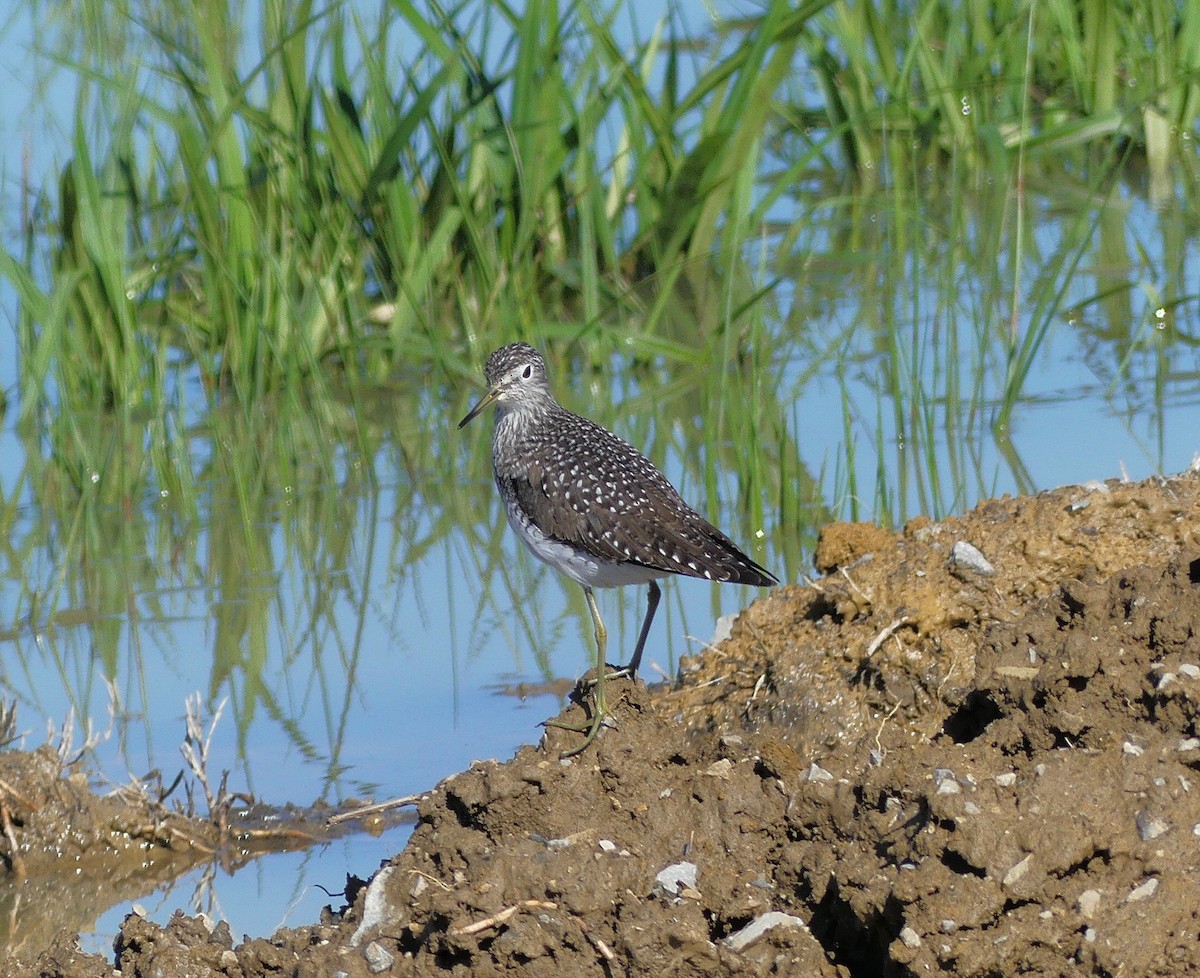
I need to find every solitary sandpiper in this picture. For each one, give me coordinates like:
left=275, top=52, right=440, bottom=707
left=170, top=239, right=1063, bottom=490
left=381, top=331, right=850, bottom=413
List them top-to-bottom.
left=459, top=342, right=777, bottom=755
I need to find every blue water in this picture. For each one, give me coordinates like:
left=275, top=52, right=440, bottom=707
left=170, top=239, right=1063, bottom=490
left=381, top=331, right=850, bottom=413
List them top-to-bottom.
left=2, top=0, right=1199, bottom=958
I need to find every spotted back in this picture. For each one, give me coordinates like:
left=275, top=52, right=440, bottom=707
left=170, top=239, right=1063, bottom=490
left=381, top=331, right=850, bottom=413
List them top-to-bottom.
left=493, top=400, right=776, bottom=587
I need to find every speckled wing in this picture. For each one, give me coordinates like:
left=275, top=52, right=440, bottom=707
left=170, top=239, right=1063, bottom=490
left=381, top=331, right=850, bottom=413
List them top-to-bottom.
left=505, top=412, right=776, bottom=586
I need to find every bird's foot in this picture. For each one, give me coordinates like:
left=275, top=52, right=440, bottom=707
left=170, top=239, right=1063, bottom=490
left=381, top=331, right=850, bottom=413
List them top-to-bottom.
left=542, top=668, right=629, bottom=757
left=544, top=708, right=610, bottom=758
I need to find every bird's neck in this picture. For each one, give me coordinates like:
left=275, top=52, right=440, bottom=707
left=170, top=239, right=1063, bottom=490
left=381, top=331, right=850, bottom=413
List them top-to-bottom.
left=492, top=396, right=561, bottom=460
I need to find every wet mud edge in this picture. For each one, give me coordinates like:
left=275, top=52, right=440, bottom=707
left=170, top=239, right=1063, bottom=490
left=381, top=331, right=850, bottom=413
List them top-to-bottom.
left=9, top=472, right=1200, bottom=977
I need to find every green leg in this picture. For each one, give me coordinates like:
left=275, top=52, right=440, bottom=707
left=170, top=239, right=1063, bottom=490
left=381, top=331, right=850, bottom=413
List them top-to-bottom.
left=547, top=585, right=610, bottom=757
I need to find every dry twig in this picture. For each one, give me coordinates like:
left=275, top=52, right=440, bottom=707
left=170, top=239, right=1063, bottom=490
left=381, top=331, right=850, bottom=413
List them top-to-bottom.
left=865, top=616, right=910, bottom=659
left=327, top=793, right=425, bottom=826
left=451, top=900, right=557, bottom=936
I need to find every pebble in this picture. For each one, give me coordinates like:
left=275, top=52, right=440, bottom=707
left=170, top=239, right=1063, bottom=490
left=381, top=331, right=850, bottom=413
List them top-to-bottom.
left=949, top=541, right=995, bottom=578
left=1179, top=663, right=1200, bottom=679
left=1178, top=738, right=1200, bottom=752
left=1122, top=741, right=1144, bottom=756
left=705, top=758, right=734, bottom=779
left=806, top=763, right=834, bottom=782
left=933, top=769, right=960, bottom=794
left=995, top=772, right=1017, bottom=787
left=1135, top=810, right=1170, bottom=841
left=598, top=839, right=617, bottom=852
left=1003, top=854, right=1033, bottom=888
left=654, top=861, right=698, bottom=897
left=351, top=866, right=398, bottom=947
left=1125, top=878, right=1159, bottom=902
left=1076, top=889, right=1102, bottom=919
left=723, top=912, right=808, bottom=951
left=899, top=926, right=921, bottom=948
left=364, top=941, right=394, bottom=973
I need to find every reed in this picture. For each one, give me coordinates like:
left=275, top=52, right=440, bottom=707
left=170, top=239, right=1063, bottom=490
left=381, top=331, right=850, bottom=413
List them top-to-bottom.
left=2, top=0, right=1196, bottom=562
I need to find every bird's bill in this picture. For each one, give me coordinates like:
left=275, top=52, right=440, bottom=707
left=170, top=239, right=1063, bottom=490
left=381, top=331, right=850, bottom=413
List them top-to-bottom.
left=458, top=386, right=500, bottom=429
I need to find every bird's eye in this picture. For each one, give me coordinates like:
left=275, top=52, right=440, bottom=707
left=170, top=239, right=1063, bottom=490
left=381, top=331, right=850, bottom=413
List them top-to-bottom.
left=522, top=365, right=533, bottom=379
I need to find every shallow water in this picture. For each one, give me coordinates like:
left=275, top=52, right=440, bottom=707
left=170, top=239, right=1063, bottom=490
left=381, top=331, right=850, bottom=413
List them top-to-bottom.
left=2, top=1, right=1199, bottom=960
left=2, top=285, right=1196, bottom=951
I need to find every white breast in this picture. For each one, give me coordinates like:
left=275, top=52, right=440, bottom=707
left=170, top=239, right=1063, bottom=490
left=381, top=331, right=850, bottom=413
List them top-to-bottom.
left=504, top=500, right=665, bottom=589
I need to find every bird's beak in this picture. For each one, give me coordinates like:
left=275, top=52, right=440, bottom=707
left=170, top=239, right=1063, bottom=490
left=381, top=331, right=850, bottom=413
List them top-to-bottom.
left=458, top=385, right=500, bottom=429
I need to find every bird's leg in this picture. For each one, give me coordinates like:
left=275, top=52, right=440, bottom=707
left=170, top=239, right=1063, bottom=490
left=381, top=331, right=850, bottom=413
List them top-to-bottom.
left=611, top=580, right=661, bottom=680
left=548, top=582, right=660, bottom=756
left=546, top=585, right=611, bottom=757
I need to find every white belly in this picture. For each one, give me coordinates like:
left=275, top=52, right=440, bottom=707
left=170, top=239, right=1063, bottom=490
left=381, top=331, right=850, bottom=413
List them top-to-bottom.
left=505, top=505, right=665, bottom=589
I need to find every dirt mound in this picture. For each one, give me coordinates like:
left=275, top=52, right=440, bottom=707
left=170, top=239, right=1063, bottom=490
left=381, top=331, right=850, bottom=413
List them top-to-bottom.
left=8, top=473, right=1200, bottom=977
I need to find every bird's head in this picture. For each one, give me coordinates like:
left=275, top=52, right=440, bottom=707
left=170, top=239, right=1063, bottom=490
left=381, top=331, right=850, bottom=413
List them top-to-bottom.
left=458, top=342, right=551, bottom=428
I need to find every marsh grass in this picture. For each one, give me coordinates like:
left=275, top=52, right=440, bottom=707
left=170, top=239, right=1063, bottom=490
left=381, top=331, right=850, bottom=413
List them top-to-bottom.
left=12, top=0, right=1194, bottom=411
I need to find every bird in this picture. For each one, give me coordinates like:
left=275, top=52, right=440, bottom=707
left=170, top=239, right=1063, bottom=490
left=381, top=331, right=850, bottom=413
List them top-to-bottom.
left=459, top=342, right=777, bottom=755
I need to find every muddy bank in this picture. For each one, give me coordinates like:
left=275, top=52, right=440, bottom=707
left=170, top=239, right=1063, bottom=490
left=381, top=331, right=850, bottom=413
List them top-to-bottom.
left=8, top=472, right=1200, bottom=977
left=0, top=744, right=408, bottom=961
left=0, top=744, right=224, bottom=958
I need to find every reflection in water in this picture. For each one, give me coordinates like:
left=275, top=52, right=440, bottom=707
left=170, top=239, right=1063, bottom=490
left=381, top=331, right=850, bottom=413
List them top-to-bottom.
left=1, top=166, right=1197, bottom=954
left=0, top=348, right=807, bottom=788
left=0, top=736, right=416, bottom=954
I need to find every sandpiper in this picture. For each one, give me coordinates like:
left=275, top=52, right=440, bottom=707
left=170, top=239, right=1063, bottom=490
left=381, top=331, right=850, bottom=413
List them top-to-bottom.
left=460, top=342, right=776, bottom=754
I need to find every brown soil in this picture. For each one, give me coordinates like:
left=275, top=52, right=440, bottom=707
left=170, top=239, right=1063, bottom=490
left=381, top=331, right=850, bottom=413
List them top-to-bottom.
left=7, top=473, right=1200, bottom=977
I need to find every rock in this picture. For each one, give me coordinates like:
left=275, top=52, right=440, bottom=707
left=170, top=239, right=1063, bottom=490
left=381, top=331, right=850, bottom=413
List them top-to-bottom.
left=949, top=540, right=995, bottom=578
left=1135, top=810, right=1170, bottom=841
left=1003, top=854, right=1033, bottom=888
left=654, top=862, right=698, bottom=898
left=350, top=866, right=398, bottom=948
left=1125, top=878, right=1159, bottom=902
left=1076, top=889, right=1102, bottom=919
left=723, top=911, right=809, bottom=951
left=363, top=941, right=394, bottom=974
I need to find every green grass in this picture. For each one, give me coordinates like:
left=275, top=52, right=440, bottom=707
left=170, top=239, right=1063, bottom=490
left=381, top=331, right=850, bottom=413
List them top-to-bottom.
left=2, top=0, right=1198, bottom=590
left=10, top=0, right=1196, bottom=411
